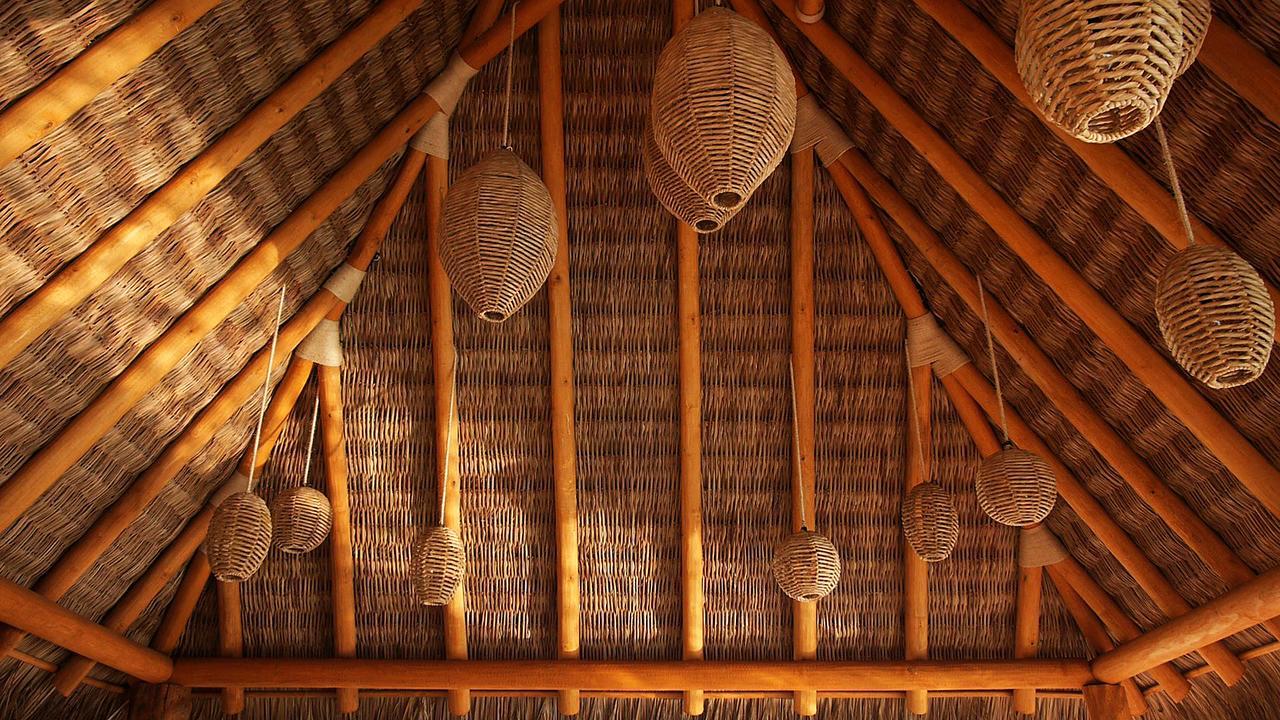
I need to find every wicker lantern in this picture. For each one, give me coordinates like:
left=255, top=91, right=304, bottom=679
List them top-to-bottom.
left=1015, top=0, right=1212, bottom=143
left=650, top=7, right=796, bottom=210
left=642, top=122, right=733, bottom=233
left=439, top=148, right=558, bottom=323
left=1156, top=245, right=1275, bottom=389
left=976, top=443, right=1057, bottom=527
left=901, top=482, right=959, bottom=562
left=270, top=486, right=332, bottom=555
left=207, top=491, right=273, bottom=582
left=412, top=525, right=466, bottom=606
left=771, top=530, right=841, bottom=602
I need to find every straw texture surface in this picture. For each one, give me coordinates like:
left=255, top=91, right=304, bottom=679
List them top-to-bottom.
left=976, top=445, right=1058, bottom=527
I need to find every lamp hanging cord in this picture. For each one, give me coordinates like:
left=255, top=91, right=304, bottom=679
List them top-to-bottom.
left=500, top=1, right=520, bottom=150
left=1154, top=117, right=1195, bottom=247
left=977, top=277, right=1010, bottom=444
left=246, top=286, right=288, bottom=493
left=903, top=340, right=929, bottom=482
left=438, top=356, right=459, bottom=527
left=788, top=358, right=811, bottom=532
left=300, top=394, right=320, bottom=489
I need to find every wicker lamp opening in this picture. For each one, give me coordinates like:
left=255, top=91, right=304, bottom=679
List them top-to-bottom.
left=642, top=121, right=731, bottom=233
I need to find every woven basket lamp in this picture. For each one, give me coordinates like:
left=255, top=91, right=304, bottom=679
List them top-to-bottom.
left=1015, top=0, right=1212, bottom=143
left=650, top=6, right=796, bottom=210
left=642, top=121, right=733, bottom=233
left=976, top=442, right=1058, bottom=527
left=902, top=482, right=959, bottom=562
left=271, top=486, right=332, bottom=555
left=208, top=491, right=273, bottom=582
left=412, top=525, right=466, bottom=606
left=772, top=530, right=841, bottom=602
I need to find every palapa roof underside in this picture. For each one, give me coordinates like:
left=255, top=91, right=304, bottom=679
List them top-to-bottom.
left=0, top=0, right=1277, bottom=718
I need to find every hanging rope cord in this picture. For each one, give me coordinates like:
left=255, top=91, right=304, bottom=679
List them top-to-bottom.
left=500, top=1, right=520, bottom=150
left=1154, top=117, right=1196, bottom=247
left=977, top=277, right=1011, bottom=445
left=246, top=286, right=288, bottom=494
left=903, top=340, right=930, bottom=483
left=438, top=357, right=460, bottom=527
left=788, top=359, right=812, bottom=531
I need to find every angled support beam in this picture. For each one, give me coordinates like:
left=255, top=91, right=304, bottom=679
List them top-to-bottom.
left=0, top=0, right=223, bottom=167
left=771, top=0, right=1280, bottom=519
left=908, top=0, right=1280, bottom=327
left=1200, top=19, right=1280, bottom=129
left=318, top=363, right=359, bottom=714
left=151, top=551, right=212, bottom=655
left=1051, top=572, right=1148, bottom=716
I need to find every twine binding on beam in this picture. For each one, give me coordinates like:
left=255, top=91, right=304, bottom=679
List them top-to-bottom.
left=425, top=54, right=480, bottom=116
left=791, top=95, right=853, bottom=168
left=410, top=115, right=449, bottom=158
left=324, top=264, right=366, bottom=303
left=906, top=314, right=970, bottom=376
left=296, top=319, right=344, bottom=367
left=209, top=472, right=250, bottom=508
left=1018, top=524, right=1067, bottom=568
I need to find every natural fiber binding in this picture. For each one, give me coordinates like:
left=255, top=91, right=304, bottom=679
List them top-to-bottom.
left=1015, top=0, right=1211, bottom=142
left=650, top=7, right=796, bottom=210
left=424, top=53, right=479, bottom=116
left=791, top=95, right=853, bottom=168
left=410, top=114, right=449, bottom=159
left=643, top=121, right=733, bottom=233
left=439, top=148, right=558, bottom=322
left=1156, top=244, right=1275, bottom=389
left=323, top=263, right=366, bottom=303
left=906, top=314, right=970, bottom=376
left=296, top=318, right=343, bottom=367
left=976, top=442, right=1057, bottom=527
left=901, top=482, right=959, bottom=562
left=271, top=486, right=332, bottom=555
left=207, top=491, right=273, bottom=582
left=1018, top=524, right=1067, bottom=568
left=412, top=525, right=466, bottom=606
left=771, top=529, right=841, bottom=601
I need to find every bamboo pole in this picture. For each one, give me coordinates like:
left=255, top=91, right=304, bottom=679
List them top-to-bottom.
left=0, top=0, right=224, bottom=167
left=0, top=0, right=426, bottom=369
left=0, top=0, right=565, bottom=538
left=772, top=0, right=1280, bottom=519
left=907, top=0, right=1280, bottom=328
left=1200, top=19, right=1280, bottom=129
left=904, top=362, right=931, bottom=716
left=318, top=364, right=359, bottom=714
left=53, top=507, right=213, bottom=695
left=151, top=552, right=212, bottom=655
left=1046, top=558, right=1190, bottom=699
left=1012, top=563, right=1042, bottom=715
left=1095, top=566, right=1280, bottom=685
left=1050, top=573, right=1148, bottom=716
left=215, top=581, right=243, bottom=714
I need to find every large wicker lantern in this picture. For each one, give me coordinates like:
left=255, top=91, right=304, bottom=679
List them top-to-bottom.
left=1015, top=0, right=1212, bottom=143
left=650, top=7, right=796, bottom=210
left=642, top=122, right=733, bottom=233
left=439, top=148, right=558, bottom=323
left=1156, top=245, right=1275, bottom=388
left=976, top=443, right=1057, bottom=527
left=902, top=482, right=959, bottom=562
left=271, top=486, right=332, bottom=555
left=207, top=491, right=273, bottom=582
left=412, top=525, right=466, bottom=606
left=772, top=529, right=841, bottom=602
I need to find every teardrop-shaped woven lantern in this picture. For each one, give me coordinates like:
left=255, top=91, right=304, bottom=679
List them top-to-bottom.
left=1015, top=0, right=1211, bottom=143
left=651, top=6, right=796, bottom=210
left=642, top=122, right=733, bottom=233
left=439, top=148, right=558, bottom=323
left=1156, top=245, right=1275, bottom=389
left=976, top=443, right=1057, bottom=527
left=901, top=482, right=959, bottom=563
left=270, top=486, right=332, bottom=555
left=207, top=491, right=273, bottom=582
left=411, top=525, right=466, bottom=606
left=771, top=530, right=841, bottom=602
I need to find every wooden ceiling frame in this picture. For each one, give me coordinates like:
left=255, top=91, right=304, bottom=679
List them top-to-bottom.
left=1199, top=20, right=1280, bottom=128
left=150, top=552, right=212, bottom=656
left=1051, top=576, right=1148, bottom=716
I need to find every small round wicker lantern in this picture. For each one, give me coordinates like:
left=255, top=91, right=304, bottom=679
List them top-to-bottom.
left=1015, top=0, right=1212, bottom=143
left=650, top=6, right=796, bottom=210
left=642, top=122, right=732, bottom=233
left=439, top=148, right=558, bottom=323
left=1156, top=244, right=1275, bottom=389
left=976, top=443, right=1057, bottom=527
left=901, top=482, right=959, bottom=563
left=270, top=486, right=332, bottom=555
left=207, top=491, right=273, bottom=582
left=411, top=525, right=466, bottom=606
left=771, top=529, right=841, bottom=602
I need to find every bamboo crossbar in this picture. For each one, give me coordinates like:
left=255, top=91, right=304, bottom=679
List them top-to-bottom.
left=1200, top=19, right=1280, bottom=129
left=7, top=648, right=125, bottom=694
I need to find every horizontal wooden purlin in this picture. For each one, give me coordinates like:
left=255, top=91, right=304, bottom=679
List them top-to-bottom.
left=169, top=658, right=1093, bottom=691
left=195, top=688, right=1088, bottom=701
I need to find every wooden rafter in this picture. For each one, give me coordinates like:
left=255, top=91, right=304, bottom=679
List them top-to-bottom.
left=771, top=0, right=1280, bottom=521
left=1200, top=19, right=1280, bottom=128
left=903, top=361, right=931, bottom=716
left=1013, top=546, right=1043, bottom=715
left=151, top=552, right=212, bottom=655
left=1050, top=573, right=1148, bottom=716
left=215, top=580, right=244, bottom=714
left=6, top=650, right=124, bottom=695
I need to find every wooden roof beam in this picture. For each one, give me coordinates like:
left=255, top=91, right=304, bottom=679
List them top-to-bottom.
left=0, top=0, right=224, bottom=168
left=770, top=0, right=1280, bottom=519
left=908, top=0, right=1280, bottom=328
left=1200, top=19, right=1280, bottom=129
left=317, top=363, right=359, bottom=714
left=150, top=552, right=212, bottom=656
left=1049, top=572, right=1148, bottom=716
left=6, top=649, right=124, bottom=695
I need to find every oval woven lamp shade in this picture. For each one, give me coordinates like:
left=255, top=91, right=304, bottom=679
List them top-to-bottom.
left=1015, top=0, right=1211, bottom=143
left=650, top=6, right=796, bottom=210
left=642, top=121, right=733, bottom=233
left=439, top=148, right=558, bottom=323
left=1156, top=245, right=1276, bottom=389
left=976, top=444, right=1058, bottom=527
left=901, top=482, right=959, bottom=563
left=270, top=486, right=332, bottom=555
left=207, top=491, right=273, bottom=582
left=411, top=525, right=466, bottom=606
left=771, top=530, right=841, bottom=602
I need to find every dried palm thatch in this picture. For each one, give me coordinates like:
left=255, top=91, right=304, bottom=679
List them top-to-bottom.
left=1015, top=0, right=1211, bottom=142
left=976, top=444, right=1057, bottom=528
left=901, top=482, right=958, bottom=562
left=270, top=486, right=332, bottom=555
left=207, top=492, right=272, bottom=582
left=412, top=525, right=466, bottom=606
left=771, top=529, right=840, bottom=601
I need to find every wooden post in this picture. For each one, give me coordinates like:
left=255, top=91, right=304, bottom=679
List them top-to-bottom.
left=0, top=0, right=223, bottom=167
left=772, top=0, right=1280, bottom=519
left=1200, top=19, right=1280, bottom=129
left=904, top=361, right=931, bottom=716
left=318, top=364, right=359, bottom=714
left=151, top=552, right=212, bottom=655
left=1012, top=562, right=1042, bottom=714
left=1050, top=574, right=1148, bottom=716
left=215, top=581, right=243, bottom=714
left=127, top=683, right=192, bottom=720
left=1082, top=684, right=1128, bottom=720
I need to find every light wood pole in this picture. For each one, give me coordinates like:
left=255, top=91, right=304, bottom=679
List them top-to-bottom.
left=1200, top=19, right=1280, bottom=128
left=903, top=360, right=931, bottom=716
left=318, top=363, right=359, bottom=714
left=151, top=552, right=212, bottom=655
left=1012, top=553, right=1042, bottom=715
left=1050, top=574, right=1148, bottom=716
left=215, top=580, right=243, bottom=714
